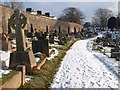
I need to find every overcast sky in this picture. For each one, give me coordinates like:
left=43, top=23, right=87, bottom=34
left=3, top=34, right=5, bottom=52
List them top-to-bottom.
left=1, top=0, right=119, bottom=22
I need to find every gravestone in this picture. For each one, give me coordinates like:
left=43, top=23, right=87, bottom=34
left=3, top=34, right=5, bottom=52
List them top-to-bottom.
left=9, top=9, right=36, bottom=69
left=58, top=32, right=67, bottom=45
left=32, top=33, right=49, bottom=57
left=0, top=34, right=8, bottom=51
left=49, top=34, right=54, bottom=44
left=111, top=46, right=120, bottom=58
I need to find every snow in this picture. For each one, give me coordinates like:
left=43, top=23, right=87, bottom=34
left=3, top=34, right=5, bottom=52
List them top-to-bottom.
left=51, top=36, right=119, bottom=88
left=47, top=48, right=59, bottom=60
left=0, top=51, right=11, bottom=69
left=34, top=52, right=42, bottom=62
left=93, top=53, right=120, bottom=79
left=34, top=57, right=40, bottom=62
left=0, top=70, right=12, bottom=78
left=0, top=70, right=11, bottom=75
left=25, top=75, right=33, bottom=83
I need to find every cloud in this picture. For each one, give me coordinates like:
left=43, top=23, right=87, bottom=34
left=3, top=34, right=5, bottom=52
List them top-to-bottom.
left=108, top=2, right=118, bottom=15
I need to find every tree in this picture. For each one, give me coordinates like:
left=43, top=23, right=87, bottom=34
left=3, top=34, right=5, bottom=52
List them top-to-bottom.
left=4, top=0, right=23, bottom=10
left=58, top=7, right=85, bottom=24
left=92, top=8, right=112, bottom=29
left=108, top=16, right=117, bottom=31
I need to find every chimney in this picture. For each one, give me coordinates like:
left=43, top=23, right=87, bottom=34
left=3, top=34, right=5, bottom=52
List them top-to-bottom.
left=37, top=10, right=42, bottom=15
left=45, top=12, right=50, bottom=17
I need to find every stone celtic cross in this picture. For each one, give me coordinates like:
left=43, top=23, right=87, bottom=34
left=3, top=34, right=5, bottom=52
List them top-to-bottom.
left=8, top=9, right=27, bottom=51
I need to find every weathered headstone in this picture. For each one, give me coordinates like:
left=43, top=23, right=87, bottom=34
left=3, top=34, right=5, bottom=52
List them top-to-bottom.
left=9, top=9, right=36, bottom=69
left=0, top=33, right=8, bottom=51
left=32, top=33, right=49, bottom=57
left=58, top=33, right=67, bottom=45
left=49, top=34, right=54, bottom=44
left=111, top=46, right=120, bottom=58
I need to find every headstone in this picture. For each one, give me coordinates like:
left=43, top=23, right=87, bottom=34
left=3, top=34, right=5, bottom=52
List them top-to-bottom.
left=9, top=9, right=36, bottom=69
left=68, top=27, right=70, bottom=34
left=74, top=27, right=77, bottom=34
left=26, top=32, right=33, bottom=38
left=32, top=33, right=49, bottom=57
left=58, top=33, right=67, bottom=45
left=0, top=34, right=8, bottom=51
left=49, top=34, right=54, bottom=44
left=111, top=46, right=120, bottom=58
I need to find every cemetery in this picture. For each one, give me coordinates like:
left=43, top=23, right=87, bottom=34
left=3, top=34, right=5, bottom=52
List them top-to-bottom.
left=0, top=2, right=120, bottom=89
left=0, top=5, right=85, bottom=89
left=88, top=31, right=120, bottom=77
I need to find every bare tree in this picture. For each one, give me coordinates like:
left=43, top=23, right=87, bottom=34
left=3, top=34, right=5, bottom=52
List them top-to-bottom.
left=4, top=0, right=23, bottom=10
left=58, top=7, right=85, bottom=24
left=92, top=8, right=113, bottom=29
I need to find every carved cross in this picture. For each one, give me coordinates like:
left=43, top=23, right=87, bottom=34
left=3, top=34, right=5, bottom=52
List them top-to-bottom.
left=8, top=9, right=27, bottom=51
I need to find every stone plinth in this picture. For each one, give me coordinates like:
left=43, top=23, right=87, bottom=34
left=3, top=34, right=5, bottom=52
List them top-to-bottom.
left=9, top=49, right=36, bottom=70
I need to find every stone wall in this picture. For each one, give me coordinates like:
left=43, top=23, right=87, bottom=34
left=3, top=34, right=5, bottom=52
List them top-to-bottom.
left=1, top=5, right=83, bottom=34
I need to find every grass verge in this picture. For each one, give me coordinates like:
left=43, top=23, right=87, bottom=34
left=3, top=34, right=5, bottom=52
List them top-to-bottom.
left=19, top=39, right=78, bottom=89
left=2, top=70, right=16, bottom=85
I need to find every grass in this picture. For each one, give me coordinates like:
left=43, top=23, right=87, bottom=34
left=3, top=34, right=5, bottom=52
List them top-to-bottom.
left=19, top=39, right=78, bottom=89
left=2, top=70, right=17, bottom=85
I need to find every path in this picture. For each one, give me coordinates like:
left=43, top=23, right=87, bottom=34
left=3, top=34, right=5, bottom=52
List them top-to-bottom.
left=51, top=37, right=118, bottom=88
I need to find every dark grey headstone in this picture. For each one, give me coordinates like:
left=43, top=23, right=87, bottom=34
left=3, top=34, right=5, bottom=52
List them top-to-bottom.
left=49, top=35, right=54, bottom=44
left=32, top=39, right=49, bottom=57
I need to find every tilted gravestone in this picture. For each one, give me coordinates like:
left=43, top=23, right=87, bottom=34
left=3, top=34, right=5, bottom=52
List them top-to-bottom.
left=9, top=9, right=36, bottom=69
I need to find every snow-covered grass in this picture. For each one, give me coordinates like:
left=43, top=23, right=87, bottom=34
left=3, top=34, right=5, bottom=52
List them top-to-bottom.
left=87, top=33, right=120, bottom=79
left=51, top=36, right=118, bottom=88
left=20, top=39, right=77, bottom=88
left=47, top=48, right=59, bottom=60
left=0, top=51, right=10, bottom=69
left=93, top=53, right=120, bottom=79
left=0, top=70, right=12, bottom=75
left=1, top=70, right=16, bottom=84
left=25, top=75, right=33, bottom=83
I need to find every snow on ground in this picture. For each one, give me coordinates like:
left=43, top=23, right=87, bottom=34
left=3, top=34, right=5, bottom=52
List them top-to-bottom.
left=51, top=37, right=119, bottom=88
left=86, top=39, right=120, bottom=79
left=47, top=48, right=59, bottom=60
left=0, top=51, right=11, bottom=69
left=93, top=53, right=120, bottom=79
left=0, top=70, right=12, bottom=78
left=25, top=75, right=33, bottom=83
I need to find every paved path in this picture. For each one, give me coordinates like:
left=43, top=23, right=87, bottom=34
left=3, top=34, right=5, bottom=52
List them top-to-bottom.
left=51, top=38, right=118, bottom=88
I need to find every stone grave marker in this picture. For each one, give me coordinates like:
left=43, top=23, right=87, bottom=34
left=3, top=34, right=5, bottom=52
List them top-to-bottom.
left=9, top=9, right=36, bottom=69
left=58, top=32, right=67, bottom=45
left=32, top=33, right=49, bottom=57
left=0, top=34, right=8, bottom=51
left=49, top=34, right=54, bottom=44
left=111, top=46, right=120, bottom=58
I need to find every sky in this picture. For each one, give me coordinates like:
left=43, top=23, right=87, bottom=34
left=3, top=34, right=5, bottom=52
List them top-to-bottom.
left=1, top=0, right=119, bottom=22
left=23, top=2, right=118, bottom=22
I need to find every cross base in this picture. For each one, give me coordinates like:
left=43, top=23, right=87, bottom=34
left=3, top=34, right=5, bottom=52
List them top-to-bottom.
left=9, top=49, right=36, bottom=70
